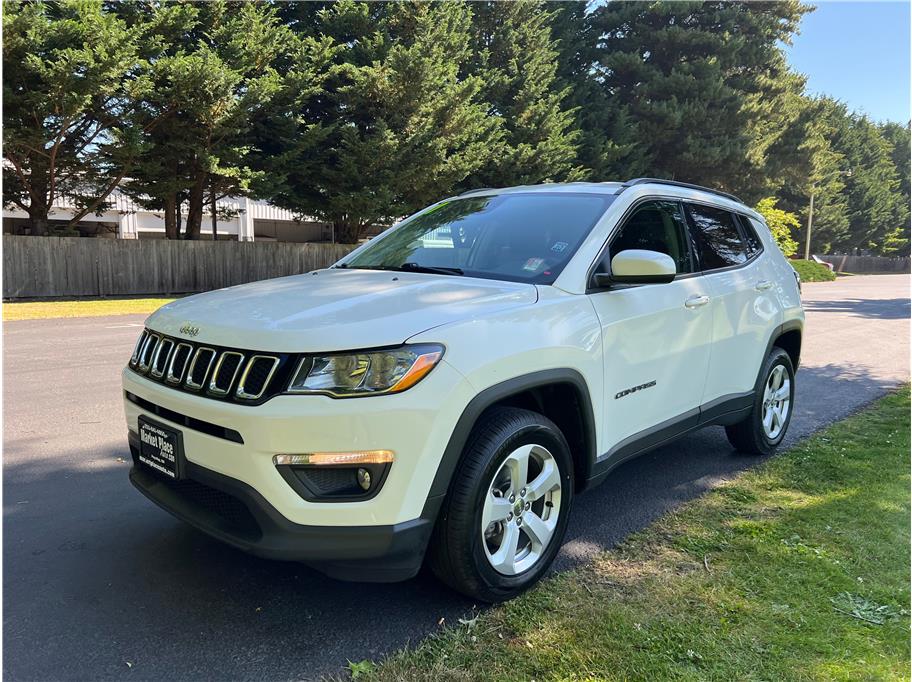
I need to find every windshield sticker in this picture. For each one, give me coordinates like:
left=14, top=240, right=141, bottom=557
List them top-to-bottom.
left=551, top=241, right=569, bottom=253
left=523, top=258, right=545, bottom=272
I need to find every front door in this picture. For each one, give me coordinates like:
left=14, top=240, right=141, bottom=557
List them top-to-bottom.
left=588, top=200, right=714, bottom=460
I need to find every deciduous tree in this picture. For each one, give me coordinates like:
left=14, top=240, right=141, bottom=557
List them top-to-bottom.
left=755, top=197, right=799, bottom=257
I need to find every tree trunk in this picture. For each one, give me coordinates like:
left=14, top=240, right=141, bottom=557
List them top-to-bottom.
left=184, top=173, right=206, bottom=240
left=164, top=194, right=178, bottom=240
left=27, top=205, right=50, bottom=236
left=29, top=215, right=50, bottom=237
left=334, top=220, right=362, bottom=244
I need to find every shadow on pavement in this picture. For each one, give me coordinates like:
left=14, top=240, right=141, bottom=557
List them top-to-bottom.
left=802, top=297, right=911, bottom=320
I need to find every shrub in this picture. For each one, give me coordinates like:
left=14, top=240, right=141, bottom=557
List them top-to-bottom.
left=755, top=197, right=800, bottom=257
left=791, top=259, right=836, bottom=282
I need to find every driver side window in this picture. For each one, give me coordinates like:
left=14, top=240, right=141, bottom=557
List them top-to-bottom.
left=608, top=200, right=695, bottom=275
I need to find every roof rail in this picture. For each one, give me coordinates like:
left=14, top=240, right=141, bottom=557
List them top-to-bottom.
left=619, top=178, right=742, bottom=204
left=458, top=187, right=497, bottom=196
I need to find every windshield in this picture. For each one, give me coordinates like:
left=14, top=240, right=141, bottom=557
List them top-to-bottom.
left=341, top=192, right=615, bottom=284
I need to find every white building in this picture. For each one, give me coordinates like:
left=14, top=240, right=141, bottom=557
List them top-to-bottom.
left=2, top=189, right=332, bottom=242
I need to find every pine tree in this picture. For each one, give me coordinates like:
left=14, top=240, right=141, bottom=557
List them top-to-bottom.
left=270, top=1, right=500, bottom=243
left=464, top=1, right=580, bottom=188
left=589, top=1, right=808, bottom=192
left=549, top=2, right=648, bottom=180
left=763, top=96, right=849, bottom=254
left=820, top=100, right=907, bottom=254
left=878, top=121, right=911, bottom=254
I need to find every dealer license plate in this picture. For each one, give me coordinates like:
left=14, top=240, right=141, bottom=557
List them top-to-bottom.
left=138, top=417, right=184, bottom=479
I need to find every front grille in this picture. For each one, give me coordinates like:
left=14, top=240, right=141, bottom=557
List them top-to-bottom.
left=128, top=329, right=293, bottom=405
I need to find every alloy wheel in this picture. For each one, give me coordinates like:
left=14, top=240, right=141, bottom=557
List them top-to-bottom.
left=761, top=364, right=791, bottom=440
left=480, top=443, right=562, bottom=576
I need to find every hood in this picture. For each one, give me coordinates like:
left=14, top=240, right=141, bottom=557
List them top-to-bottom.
left=146, top=269, right=538, bottom=352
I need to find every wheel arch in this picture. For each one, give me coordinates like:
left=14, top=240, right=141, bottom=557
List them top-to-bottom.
left=768, top=319, right=803, bottom=371
left=422, top=369, right=597, bottom=524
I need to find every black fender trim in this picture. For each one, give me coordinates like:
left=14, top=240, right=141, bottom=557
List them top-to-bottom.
left=766, top=318, right=803, bottom=369
left=422, top=368, right=597, bottom=524
left=585, top=391, right=755, bottom=488
left=699, top=391, right=754, bottom=424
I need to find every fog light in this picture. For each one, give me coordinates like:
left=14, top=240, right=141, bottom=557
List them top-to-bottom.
left=272, top=451, right=393, bottom=502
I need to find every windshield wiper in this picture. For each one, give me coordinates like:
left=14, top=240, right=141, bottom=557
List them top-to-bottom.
left=333, top=262, right=464, bottom=276
left=396, top=262, right=464, bottom=276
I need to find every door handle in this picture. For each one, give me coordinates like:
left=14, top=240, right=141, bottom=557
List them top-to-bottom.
left=755, top=280, right=774, bottom=291
left=684, top=295, right=710, bottom=309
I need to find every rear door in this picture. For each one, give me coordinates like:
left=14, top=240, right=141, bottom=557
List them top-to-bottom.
left=588, top=199, right=714, bottom=458
left=684, top=203, right=780, bottom=405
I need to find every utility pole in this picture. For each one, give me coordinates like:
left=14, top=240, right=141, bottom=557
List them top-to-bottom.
left=210, top=176, right=218, bottom=241
left=804, top=189, right=815, bottom=260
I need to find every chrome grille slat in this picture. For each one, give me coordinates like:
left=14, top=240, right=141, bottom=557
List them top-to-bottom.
left=130, top=330, right=149, bottom=367
left=137, top=333, right=160, bottom=373
left=150, top=338, right=174, bottom=378
left=166, top=343, right=193, bottom=384
left=185, top=347, right=217, bottom=390
left=208, top=352, right=245, bottom=396
left=236, top=356, right=280, bottom=400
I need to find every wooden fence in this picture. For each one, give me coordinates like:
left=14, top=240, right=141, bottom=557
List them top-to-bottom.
left=2, top=236, right=357, bottom=299
left=818, top=255, right=911, bottom=274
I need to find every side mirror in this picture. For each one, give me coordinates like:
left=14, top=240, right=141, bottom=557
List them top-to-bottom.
left=592, top=249, right=677, bottom=288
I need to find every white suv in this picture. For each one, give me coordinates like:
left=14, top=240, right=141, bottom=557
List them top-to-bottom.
left=124, top=178, right=803, bottom=601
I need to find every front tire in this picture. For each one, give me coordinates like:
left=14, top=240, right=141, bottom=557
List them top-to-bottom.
left=726, top=347, right=795, bottom=455
left=428, top=407, right=574, bottom=602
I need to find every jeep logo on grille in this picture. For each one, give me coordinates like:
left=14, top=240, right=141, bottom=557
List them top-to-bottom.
left=179, top=323, right=200, bottom=337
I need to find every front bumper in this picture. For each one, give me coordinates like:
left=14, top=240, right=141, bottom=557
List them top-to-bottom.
left=123, top=358, right=476, bottom=578
left=123, top=361, right=473, bottom=526
left=128, top=433, right=432, bottom=581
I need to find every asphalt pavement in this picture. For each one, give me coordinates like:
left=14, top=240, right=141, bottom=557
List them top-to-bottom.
left=3, top=274, right=909, bottom=680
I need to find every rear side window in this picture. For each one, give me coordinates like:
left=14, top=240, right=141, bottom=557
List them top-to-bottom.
left=686, top=204, right=747, bottom=270
left=737, top=215, right=764, bottom=256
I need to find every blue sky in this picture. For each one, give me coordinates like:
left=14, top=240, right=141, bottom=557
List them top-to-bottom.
left=785, top=1, right=911, bottom=123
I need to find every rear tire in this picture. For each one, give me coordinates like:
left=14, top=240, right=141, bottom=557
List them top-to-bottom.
left=725, top=347, right=795, bottom=455
left=428, top=407, right=574, bottom=603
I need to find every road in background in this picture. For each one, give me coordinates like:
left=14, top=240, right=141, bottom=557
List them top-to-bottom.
left=4, top=275, right=909, bottom=680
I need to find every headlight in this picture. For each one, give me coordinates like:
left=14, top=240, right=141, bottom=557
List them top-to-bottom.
left=287, top=344, right=444, bottom=397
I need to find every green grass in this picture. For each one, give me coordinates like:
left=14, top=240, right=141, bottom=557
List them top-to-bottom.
left=792, top=259, right=837, bottom=282
left=3, top=298, right=175, bottom=321
left=367, top=388, right=910, bottom=681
